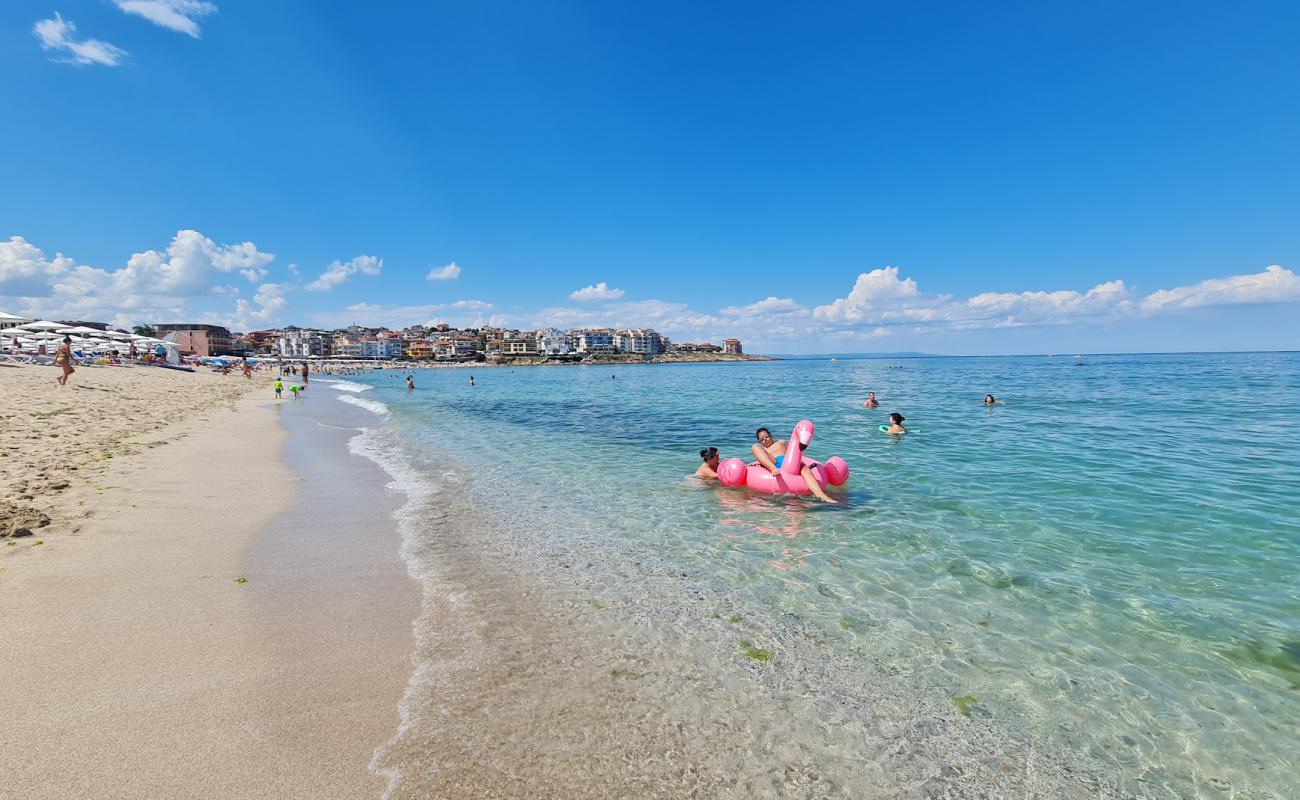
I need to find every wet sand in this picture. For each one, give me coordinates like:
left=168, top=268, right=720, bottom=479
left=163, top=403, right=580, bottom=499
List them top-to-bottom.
left=0, top=387, right=416, bottom=799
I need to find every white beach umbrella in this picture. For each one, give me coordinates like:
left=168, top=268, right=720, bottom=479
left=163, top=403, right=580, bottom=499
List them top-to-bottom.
left=0, top=311, right=31, bottom=325
left=21, top=320, right=66, bottom=331
left=58, top=326, right=109, bottom=336
left=1, top=327, right=29, bottom=336
left=104, top=330, right=133, bottom=340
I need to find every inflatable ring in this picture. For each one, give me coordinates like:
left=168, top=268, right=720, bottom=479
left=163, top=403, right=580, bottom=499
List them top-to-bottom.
left=717, top=420, right=849, bottom=496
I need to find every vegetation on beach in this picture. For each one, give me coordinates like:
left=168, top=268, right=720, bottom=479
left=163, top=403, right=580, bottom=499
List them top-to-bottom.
left=739, top=640, right=772, bottom=662
left=953, top=694, right=980, bottom=716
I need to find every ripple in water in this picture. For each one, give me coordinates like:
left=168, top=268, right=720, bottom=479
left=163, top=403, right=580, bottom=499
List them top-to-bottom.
left=351, top=354, right=1300, bottom=799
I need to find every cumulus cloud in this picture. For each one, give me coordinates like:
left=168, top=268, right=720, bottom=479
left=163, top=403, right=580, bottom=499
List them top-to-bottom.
left=112, top=0, right=217, bottom=38
left=33, top=13, right=127, bottom=66
left=0, top=230, right=274, bottom=329
left=0, top=236, right=74, bottom=296
left=305, top=255, right=382, bottom=292
left=426, top=262, right=461, bottom=281
left=1141, top=265, right=1300, bottom=313
left=812, top=267, right=926, bottom=323
left=569, top=282, right=625, bottom=302
left=450, top=299, right=492, bottom=310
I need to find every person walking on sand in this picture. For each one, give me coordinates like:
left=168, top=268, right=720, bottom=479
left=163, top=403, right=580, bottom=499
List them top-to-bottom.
left=54, top=335, right=75, bottom=385
left=241, top=357, right=252, bottom=380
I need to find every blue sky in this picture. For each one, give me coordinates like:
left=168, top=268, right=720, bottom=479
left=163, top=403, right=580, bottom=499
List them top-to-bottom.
left=2, top=1, right=1299, bottom=354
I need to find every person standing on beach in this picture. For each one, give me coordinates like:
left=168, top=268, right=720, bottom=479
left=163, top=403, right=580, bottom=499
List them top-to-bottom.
left=54, top=336, right=75, bottom=385
left=300, top=362, right=309, bottom=387
left=274, top=377, right=283, bottom=399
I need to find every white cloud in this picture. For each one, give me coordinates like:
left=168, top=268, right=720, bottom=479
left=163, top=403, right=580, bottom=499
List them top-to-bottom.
left=112, top=0, right=217, bottom=38
left=33, top=13, right=127, bottom=66
left=0, top=230, right=274, bottom=329
left=0, top=236, right=73, bottom=296
left=305, top=255, right=382, bottom=292
left=426, top=262, right=461, bottom=281
left=1141, top=265, right=1300, bottom=313
left=813, top=267, right=926, bottom=323
left=569, top=282, right=625, bottom=302
left=223, top=283, right=287, bottom=331
left=719, top=296, right=807, bottom=318
left=311, top=300, right=496, bottom=330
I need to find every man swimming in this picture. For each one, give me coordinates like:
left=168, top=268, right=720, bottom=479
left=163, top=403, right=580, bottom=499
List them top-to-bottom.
left=863, top=391, right=879, bottom=408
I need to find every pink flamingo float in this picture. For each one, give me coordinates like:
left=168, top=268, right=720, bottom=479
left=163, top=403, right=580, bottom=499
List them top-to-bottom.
left=717, top=419, right=849, bottom=496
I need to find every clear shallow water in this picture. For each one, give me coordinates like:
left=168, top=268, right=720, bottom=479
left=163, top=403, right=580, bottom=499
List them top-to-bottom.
left=331, top=353, right=1300, bottom=798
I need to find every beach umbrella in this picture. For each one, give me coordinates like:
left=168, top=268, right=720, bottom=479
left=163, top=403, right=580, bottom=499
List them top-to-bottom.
left=0, top=311, right=31, bottom=325
left=20, top=320, right=66, bottom=331
left=57, top=326, right=108, bottom=336
left=1, top=327, right=29, bottom=336
left=104, top=330, right=133, bottom=340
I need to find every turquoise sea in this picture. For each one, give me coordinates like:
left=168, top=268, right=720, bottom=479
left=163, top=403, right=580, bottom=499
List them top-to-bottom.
left=319, top=352, right=1299, bottom=798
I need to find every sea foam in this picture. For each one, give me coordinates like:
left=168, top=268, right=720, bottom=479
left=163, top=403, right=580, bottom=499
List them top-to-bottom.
left=328, top=380, right=373, bottom=393
left=337, top=394, right=390, bottom=415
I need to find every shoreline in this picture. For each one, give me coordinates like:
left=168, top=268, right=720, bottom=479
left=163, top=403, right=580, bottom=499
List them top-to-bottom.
left=0, top=385, right=417, bottom=799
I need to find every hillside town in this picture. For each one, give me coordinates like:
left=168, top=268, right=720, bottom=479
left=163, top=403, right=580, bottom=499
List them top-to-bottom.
left=2, top=311, right=752, bottom=363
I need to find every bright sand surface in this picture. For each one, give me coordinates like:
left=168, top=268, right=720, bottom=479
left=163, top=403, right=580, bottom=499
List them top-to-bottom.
left=0, top=364, right=416, bottom=799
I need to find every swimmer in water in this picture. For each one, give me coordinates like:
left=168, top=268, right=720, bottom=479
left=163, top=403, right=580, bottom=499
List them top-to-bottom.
left=407, top=375, right=415, bottom=391
left=469, top=375, right=475, bottom=386
left=863, top=391, right=879, bottom=408
left=984, top=393, right=1004, bottom=405
left=884, top=412, right=907, bottom=435
left=695, top=447, right=721, bottom=479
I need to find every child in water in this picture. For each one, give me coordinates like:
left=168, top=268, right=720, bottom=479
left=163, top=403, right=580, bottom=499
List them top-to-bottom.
left=274, top=378, right=283, bottom=399
left=290, top=384, right=302, bottom=399
left=884, top=412, right=907, bottom=434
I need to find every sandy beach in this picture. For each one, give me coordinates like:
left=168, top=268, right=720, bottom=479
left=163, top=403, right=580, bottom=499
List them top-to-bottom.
left=0, top=364, right=416, bottom=799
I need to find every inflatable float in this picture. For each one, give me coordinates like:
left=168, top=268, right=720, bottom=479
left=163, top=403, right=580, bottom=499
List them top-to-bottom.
left=717, top=420, right=849, bottom=496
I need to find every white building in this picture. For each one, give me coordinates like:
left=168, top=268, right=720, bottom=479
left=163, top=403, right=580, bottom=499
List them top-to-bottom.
left=278, top=328, right=325, bottom=358
left=535, top=328, right=573, bottom=356
left=614, top=328, right=667, bottom=355
left=575, top=329, right=617, bottom=354
left=334, top=337, right=404, bottom=359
